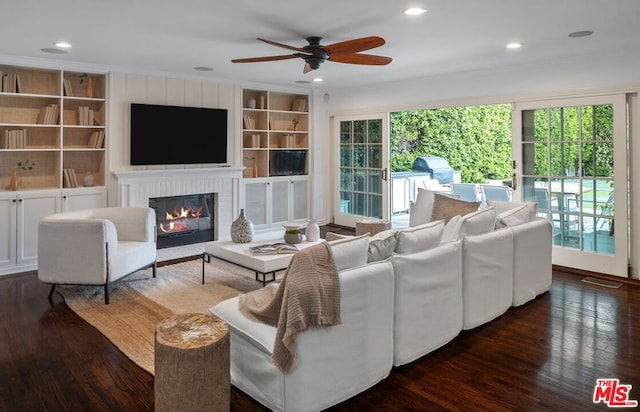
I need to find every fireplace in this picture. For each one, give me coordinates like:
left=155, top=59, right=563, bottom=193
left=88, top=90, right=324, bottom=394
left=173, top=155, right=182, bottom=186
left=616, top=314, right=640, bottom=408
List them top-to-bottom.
left=149, top=193, right=216, bottom=249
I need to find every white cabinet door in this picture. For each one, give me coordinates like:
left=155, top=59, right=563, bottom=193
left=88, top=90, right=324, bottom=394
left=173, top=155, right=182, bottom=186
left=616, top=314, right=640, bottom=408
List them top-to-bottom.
left=290, top=177, right=308, bottom=222
left=244, top=179, right=269, bottom=229
left=270, top=180, right=291, bottom=225
left=61, top=187, right=107, bottom=212
left=16, top=191, right=60, bottom=267
left=0, top=193, right=18, bottom=271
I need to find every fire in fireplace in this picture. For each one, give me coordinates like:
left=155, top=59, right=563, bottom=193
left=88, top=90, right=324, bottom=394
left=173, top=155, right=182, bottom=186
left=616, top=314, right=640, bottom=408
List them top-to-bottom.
left=149, top=193, right=215, bottom=249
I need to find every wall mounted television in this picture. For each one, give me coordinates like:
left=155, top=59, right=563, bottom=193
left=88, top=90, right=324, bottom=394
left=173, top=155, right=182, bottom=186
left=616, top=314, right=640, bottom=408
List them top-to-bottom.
left=130, top=103, right=228, bottom=166
left=271, top=150, right=307, bottom=176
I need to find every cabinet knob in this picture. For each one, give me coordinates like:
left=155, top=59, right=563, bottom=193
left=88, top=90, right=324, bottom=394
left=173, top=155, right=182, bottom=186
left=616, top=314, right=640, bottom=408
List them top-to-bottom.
left=63, top=195, right=67, bottom=199
left=18, top=198, right=23, bottom=202
left=12, top=199, right=17, bottom=203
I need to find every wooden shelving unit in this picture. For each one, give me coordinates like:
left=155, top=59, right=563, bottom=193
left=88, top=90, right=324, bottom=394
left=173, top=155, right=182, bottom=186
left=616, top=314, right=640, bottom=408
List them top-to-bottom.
left=0, top=66, right=106, bottom=191
left=241, top=89, right=309, bottom=179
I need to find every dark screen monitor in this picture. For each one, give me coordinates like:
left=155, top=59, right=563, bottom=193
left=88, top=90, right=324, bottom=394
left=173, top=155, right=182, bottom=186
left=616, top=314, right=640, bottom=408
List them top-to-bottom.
left=130, top=103, right=228, bottom=166
left=272, top=150, right=307, bottom=176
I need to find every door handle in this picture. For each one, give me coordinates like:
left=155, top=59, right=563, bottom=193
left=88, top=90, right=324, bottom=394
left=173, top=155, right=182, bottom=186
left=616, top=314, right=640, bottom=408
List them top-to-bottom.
left=382, top=167, right=388, bottom=181
left=512, top=173, right=518, bottom=191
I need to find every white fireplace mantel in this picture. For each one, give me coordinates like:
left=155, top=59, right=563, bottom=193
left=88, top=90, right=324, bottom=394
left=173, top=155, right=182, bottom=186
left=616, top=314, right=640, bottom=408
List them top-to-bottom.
left=111, top=167, right=244, bottom=241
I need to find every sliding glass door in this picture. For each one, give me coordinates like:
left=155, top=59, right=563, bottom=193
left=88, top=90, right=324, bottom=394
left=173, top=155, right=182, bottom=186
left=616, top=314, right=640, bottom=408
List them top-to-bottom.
left=512, top=95, right=628, bottom=277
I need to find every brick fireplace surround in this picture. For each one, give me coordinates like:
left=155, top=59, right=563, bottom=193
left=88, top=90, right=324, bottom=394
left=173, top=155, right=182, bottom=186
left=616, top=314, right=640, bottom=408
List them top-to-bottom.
left=111, top=167, right=244, bottom=243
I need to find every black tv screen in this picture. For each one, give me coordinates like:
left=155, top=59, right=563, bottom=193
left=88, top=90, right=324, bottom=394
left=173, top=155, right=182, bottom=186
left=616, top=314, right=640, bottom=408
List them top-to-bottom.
left=130, top=103, right=228, bottom=166
left=272, top=150, right=307, bottom=176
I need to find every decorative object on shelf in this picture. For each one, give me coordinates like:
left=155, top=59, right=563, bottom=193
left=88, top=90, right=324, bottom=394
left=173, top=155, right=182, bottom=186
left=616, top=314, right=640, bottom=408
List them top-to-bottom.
left=79, top=73, right=93, bottom=98
left=247, top=97, right=256, bottom=109
left=292, top=118, right=299, bottom=131
left=244, top=156, right=257, bottom=178
left=9, top=168, right=18, bottom=191
left=83, top=174, right=95, bottom=187
left=231, top=209, right=254, bottom=243
left=306, top=219, right=320, bottom=242
left=284, top=228, right=302, bottom=244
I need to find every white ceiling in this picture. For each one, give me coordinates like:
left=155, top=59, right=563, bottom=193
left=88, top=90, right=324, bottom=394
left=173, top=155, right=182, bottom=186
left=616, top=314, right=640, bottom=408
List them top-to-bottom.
left=3, top=0, right=640, bottom=91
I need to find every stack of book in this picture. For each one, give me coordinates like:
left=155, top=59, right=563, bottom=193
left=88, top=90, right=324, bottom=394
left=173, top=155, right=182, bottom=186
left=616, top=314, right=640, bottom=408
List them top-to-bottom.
left=0, top=71, right=21, bottom=93
left=63, top=79, right=74, bottom=96
left=290, top=98, right=307, bottom=112
left=36, top=104, right=60, bottom=125
left=77, top=106, right=95, bottom=126
left=243, top=115, right=255, bottom=129
left=3, top=128, right=27, bottom=149
left=87, top=130, right=105, bottom=148
left=63, top=168, right=79, bottom=188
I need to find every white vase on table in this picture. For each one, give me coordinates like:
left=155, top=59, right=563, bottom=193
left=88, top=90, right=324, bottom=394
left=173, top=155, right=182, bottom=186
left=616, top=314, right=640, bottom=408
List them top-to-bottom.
left=306, top=219, right=320, bottom=242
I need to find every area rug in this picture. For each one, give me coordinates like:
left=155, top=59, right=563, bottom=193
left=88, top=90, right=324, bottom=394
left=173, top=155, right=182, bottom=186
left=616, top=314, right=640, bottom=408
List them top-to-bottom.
left=58, top=258, right=263, bottom=375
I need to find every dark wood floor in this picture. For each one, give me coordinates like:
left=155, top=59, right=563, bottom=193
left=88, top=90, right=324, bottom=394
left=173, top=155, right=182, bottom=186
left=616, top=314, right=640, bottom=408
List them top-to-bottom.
left=2, top=265, right=640, bottom=411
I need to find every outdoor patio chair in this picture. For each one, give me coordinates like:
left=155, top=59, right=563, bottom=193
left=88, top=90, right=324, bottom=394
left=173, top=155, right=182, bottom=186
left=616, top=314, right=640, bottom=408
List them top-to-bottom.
left=451, top=183, right=480, bottom=203
left=480, top=184, right=511, bottom=203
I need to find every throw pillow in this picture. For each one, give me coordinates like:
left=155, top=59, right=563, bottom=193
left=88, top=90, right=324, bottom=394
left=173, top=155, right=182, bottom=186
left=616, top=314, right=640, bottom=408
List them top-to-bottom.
left=409, top=189, right=460, bottom=227
left=430, top=192, right=480, bottom=223
left=487, top=199, right=538, bottom=222
left=495, top=205, right=530, bottom=228
left=460, top=206, right=497, bottom=236
left=441, top=214, right=463, bottom=243
left=394, top=220, right=445, bottom=254
left=326, top=230, right=397, bottom=263
left=325, top=231, right=351, bottom=242
left=367, top=231, right=397, bottom=262
left=328, top=233, right=370, bottom=271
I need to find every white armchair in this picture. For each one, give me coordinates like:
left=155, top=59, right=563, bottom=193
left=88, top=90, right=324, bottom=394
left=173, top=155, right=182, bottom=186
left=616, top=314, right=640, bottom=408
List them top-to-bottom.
left=37, top=207, right=157, bottom=304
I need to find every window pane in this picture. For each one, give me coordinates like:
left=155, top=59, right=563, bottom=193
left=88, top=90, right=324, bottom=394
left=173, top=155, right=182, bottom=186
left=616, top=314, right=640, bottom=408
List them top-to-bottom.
left=368, top=119, right=381, bottom=143
left=340, top=121, right=352, bottom=144
left=354, top=121, right=366, bottom=144
left=367, top=145, right=382, bottom=168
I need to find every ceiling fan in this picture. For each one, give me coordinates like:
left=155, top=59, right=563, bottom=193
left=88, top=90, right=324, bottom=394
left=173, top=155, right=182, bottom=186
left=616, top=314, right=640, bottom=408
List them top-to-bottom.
left=231, top=36, right=392, bottom=74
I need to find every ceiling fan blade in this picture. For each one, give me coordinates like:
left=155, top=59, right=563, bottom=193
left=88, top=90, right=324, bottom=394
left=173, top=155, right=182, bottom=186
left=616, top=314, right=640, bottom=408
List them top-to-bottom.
left=323, top=36, right=386, bottom=55
left=257, top=38, right=310, bottom=54
left=328, top=53, right=392, bottom=66
left=231, top=54, right=300, bottom=63
left=303, top=62, right=315, bottom=74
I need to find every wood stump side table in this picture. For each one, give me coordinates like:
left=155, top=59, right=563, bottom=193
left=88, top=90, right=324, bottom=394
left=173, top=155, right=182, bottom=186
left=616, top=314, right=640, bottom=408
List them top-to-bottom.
left=155, top=313, right=229, bottom=412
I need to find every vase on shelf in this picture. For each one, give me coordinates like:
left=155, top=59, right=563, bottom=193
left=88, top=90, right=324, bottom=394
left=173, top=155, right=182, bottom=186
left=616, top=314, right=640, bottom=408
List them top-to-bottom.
left=85, top=78, right=93, bottom=98
left=9, top=168, right=18, bottom=191
left=231, top=209, right=254, bottom=243
left=306, top=219, right=320, bottom=242
left=284, top=231, right=302, bottom=244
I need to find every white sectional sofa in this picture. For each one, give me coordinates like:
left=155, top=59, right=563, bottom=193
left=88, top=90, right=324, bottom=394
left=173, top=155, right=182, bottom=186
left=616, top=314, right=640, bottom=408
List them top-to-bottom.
left=210, top=189, right=552, bottom=411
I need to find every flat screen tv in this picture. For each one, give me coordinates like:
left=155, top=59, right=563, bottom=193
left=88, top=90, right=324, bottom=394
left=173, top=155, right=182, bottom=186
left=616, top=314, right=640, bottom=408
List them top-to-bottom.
left=130, top=103, right=228, bottom=166
left=272, top=150, right=307, bottom=176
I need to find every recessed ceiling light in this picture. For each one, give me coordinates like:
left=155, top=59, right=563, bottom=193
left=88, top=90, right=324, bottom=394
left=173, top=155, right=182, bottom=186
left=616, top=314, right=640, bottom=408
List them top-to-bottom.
left=404, top=7, right=427, bottom=16
left=568, top=30, right=593, bottom=38
left=55, top=42, right=71, bottom=49
left=506, top=42, right=523, bottom=49
left=41, top=48, right=68, bottom=54
left=193, top=66, right=214, bottom=71
left=313, top=77, right=323, bottom=83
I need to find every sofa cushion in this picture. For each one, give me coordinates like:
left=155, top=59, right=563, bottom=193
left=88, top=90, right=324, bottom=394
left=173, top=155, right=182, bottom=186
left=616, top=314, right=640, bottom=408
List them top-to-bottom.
left=409, top=189, right=460, bottom=227
left=430, top=192, right=480, bottom=223
left=487, top=199, right=538, bottom=222
left=495, top=205, right=530, bottom=228
left=460, top=206, right=497, bottom=236
left=394, top=220, right=445, bottom=254
left=367, top=230, right=397, bottom=262
left=328, top=234, right=370, bottom=271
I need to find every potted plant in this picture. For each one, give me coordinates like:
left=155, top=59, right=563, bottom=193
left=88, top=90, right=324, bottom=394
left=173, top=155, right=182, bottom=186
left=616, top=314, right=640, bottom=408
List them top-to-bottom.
left=284, top=228, right=302, bottom=244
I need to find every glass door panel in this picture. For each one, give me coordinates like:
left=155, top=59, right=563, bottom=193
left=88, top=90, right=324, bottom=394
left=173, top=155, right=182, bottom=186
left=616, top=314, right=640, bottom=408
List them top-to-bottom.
left=513, top=95, right=628, bottom=276
left=334, top=114, right=389, bottom=227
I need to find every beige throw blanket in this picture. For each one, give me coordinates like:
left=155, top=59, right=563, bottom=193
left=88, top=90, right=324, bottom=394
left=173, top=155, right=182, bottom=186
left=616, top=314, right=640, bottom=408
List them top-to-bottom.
left=238, top=242, right=341, bottom=372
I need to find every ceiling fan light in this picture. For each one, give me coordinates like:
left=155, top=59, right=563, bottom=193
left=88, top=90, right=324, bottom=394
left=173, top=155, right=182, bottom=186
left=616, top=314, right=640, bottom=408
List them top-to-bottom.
left=404, top=8, right=427, bottom=16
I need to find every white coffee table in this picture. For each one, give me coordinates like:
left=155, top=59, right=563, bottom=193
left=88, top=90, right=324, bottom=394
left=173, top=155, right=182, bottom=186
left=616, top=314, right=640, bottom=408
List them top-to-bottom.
left=202, top=231, right=323, bottom=286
